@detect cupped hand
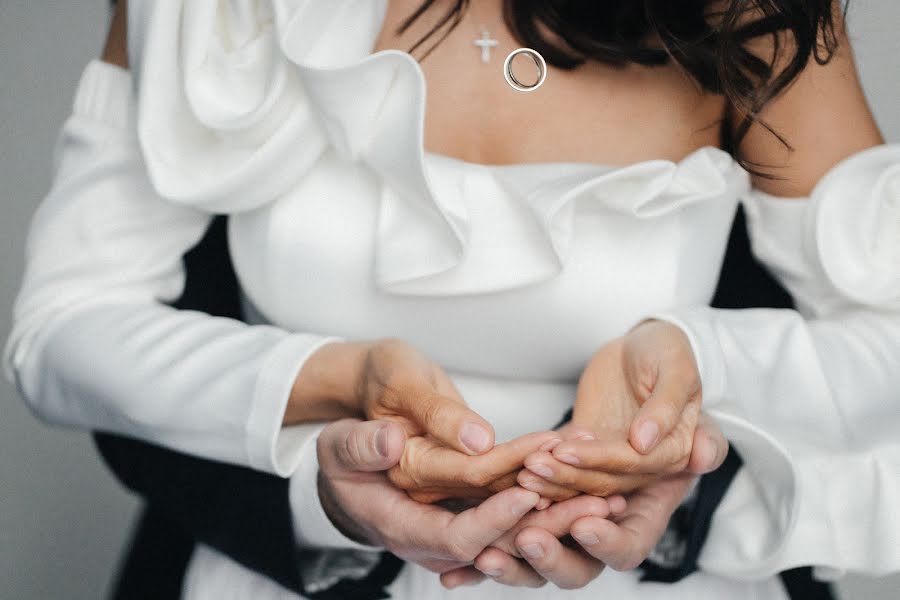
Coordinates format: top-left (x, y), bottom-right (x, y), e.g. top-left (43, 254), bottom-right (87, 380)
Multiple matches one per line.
top-left (356, 338), bottom-right (564, 503)
top-left (316, 418), bottom-right (543, 574)
top-left (519, 320), bottom-right (727, 497)
top-left (358, 338), bottom-right (498, 455)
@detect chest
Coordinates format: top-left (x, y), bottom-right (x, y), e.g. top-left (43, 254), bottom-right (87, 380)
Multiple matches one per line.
top-left (372, 0), bottom-right (726, 167)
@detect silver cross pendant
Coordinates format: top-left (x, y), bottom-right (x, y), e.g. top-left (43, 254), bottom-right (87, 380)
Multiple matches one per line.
top-left (473, 29), bottom-right (499, 64)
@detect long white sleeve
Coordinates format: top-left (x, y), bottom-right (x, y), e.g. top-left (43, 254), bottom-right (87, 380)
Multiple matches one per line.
top-left (654, 145), bottom-right (900, 579)
top-left (2, 60), bottom-right (338, 476)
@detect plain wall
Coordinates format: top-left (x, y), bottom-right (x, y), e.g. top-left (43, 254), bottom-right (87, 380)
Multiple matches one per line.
top-left (0, 1), bottom-right (898, 598)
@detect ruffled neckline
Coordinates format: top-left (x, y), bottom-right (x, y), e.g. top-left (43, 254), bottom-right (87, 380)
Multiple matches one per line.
top-left (133, 0), bottom-right (751, 295)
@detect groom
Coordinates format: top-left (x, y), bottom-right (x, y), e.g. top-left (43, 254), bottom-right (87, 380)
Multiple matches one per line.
top-left (94, 209), bottom-right (830, 599)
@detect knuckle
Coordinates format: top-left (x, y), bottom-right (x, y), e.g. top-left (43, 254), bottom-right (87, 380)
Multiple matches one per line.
top-left (387, 465), bottom-right (415, 490)
top-left (618, 453), bottom-right (642, 474)
top-left (586, 477), bottom-right (619, 498)
top-left (582, 496), bottom-right (609, 515)
top-left (348, 430), bottom-right (370, 465)
top-left (418, 394), bottom-right (445, 427)
top-left (462, 468), bottom-right (492, 488)
top-left (336, 430), bottom-right (363, 467)
top-left (552, 468), bottom-right (575, 488)
top-left (444, 538), bottom-right (476, 563)
top-left (398, 443), bottom-right (427, 488)
top-left (670, 453), bottom-right (691, 473)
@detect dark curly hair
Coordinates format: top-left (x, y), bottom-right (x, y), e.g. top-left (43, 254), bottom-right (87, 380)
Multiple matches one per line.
top-left (398, 0), bottom-right (847, 175)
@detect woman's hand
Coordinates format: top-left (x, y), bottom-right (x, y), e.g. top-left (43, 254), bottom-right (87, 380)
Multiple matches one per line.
top-left (289, 337), bottom-right (560, 501)
top-left (519, 320), bottom-right (726, 497)
top-left (287, 337), bottom-right (499, 453)
top-left (356, 338), bottom-right (497, 455)
top-left (387, 431), bottom-right (563, 504)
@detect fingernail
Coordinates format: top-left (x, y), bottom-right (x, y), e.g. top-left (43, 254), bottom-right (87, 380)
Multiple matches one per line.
top-left (482, 568), bottom-right (502, 577)
top-left (460, 422), bottom-right (492, 454)
top-left (577, 433), bottom-right (595, 441)
top-left (573, 531), bottom-right (599, 546)
top-left (539, 438), bottom-right (562, 452)
top-left (536, 498), bottom-right (552, 510)
top-left (526, 464), bottom-right (554, 479)
top-left (511, 491), bottom-right (539, 515)
top-left (375, 425), bottom-right (390, 458)
top-left (555, 453), bottom-right (580, 465)
top-left (520, 543), bottom-right (544, 559)
top-left (526, 464), bottom-right (553, 479)
top-left (520, 478), bottom-right (543, 493)
top-left (636, 421), bottom-right (659, 452)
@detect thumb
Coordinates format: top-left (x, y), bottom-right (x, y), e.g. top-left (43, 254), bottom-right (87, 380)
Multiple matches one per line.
top-left (687, 413), bottom-right (728, 475)
top-left (319, 419), bottom-right (406, 473)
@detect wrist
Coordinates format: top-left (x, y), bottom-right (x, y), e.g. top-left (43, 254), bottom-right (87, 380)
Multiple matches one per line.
top-left (284, 340), bottom-right (372, 425)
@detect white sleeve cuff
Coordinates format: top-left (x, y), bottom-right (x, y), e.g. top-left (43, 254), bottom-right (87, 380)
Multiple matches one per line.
top-left (289, 425), bottom-right (382, 551)
top-left (245, 334), bottom-right (344, 476)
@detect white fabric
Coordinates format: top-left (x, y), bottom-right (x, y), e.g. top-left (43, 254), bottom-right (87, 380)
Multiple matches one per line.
top-left (1, 59), bottom-right (338, 476)
top-left (2, 0), bottom-right (897, 598)
top-left (654, 152), bottom-right (900, 579)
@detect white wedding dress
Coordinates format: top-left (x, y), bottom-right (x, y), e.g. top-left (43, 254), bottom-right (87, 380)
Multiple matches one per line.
top-left (4, 1), bottom-right (899, 599)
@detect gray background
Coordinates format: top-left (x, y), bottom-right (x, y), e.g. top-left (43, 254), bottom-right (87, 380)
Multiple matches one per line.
top-left (0, 1), bottom-right (898, 598)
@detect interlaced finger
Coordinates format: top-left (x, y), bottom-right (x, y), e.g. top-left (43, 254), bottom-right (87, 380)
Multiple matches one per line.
top-left (515, 527), bottom-right (605, 589)
top-left (389, 431), bottom-right (560, 492)
top-left (474, 547), bottom-right (546, 588)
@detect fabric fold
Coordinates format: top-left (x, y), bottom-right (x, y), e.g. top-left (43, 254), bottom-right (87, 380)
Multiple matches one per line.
top-left (810, 144), bottom-right (900, 309)
top-left (133, 0), bottom-right (747, 296)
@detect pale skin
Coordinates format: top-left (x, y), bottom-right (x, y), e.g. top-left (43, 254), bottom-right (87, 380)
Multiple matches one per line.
top-left (102, 0), bottom-right (885, 591)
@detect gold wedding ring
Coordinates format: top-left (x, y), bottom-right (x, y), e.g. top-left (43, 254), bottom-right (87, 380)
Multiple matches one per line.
top-left (503, 48), bottom-right (547, 92)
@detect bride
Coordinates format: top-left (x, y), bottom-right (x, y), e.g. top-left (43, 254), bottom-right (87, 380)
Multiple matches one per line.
top-left (5, 0), bottom-right (899, 598)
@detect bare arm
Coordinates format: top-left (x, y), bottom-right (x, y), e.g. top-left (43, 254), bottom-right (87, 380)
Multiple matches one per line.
top-left (102, 0), bottom-right (128, 69)
top-left (739, 11), bottom-right (884, 196)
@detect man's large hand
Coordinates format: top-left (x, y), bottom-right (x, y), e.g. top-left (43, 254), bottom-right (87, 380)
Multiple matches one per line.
top-left (315, 418), bottom-right (542, 574)
top-left (441, 473), bottom-right (697, 589)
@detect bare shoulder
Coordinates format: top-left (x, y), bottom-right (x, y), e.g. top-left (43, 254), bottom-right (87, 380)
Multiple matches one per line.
top-left (738, 8), bottom-right (884, 196)
top-left (101, 0), bottom-right (129, 69)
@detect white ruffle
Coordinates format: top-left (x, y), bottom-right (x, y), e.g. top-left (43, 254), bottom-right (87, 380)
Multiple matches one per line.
top-left (131, 0), bottom-right (748, 295)
top-left (810, 144), bottom-right (900, 308)
top-left (742, 144), bottom-right (900, 314)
